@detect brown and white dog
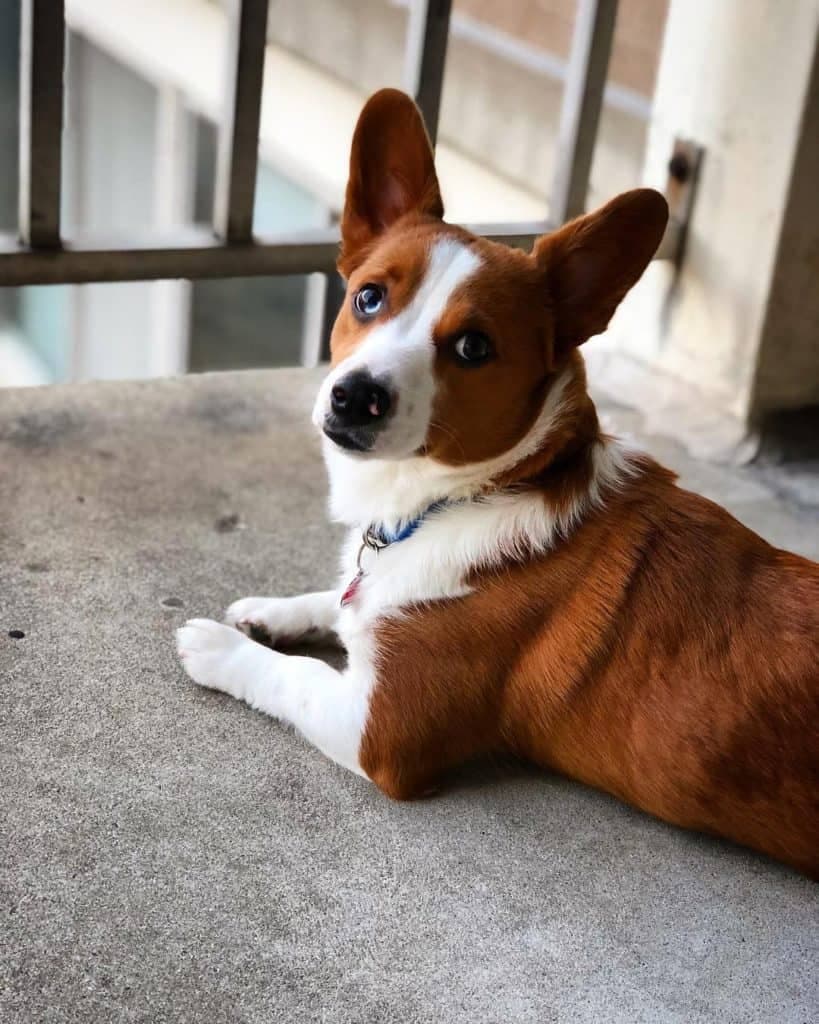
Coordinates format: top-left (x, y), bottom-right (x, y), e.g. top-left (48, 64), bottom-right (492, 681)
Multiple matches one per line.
top-left (177, 89), bottom-right (819, 877)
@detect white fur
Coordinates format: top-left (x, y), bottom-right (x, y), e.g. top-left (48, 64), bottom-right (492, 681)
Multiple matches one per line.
top-left (324, 363), bottom-right (574, 530)
top-left (225, 590), bottom-right (339, 643)
top-left (177, 255), bottom-right (642, 785)
top-left (176, 618), bottom-right (369, 777)
top-left (334, 431), bottom-right (638, 627)
top-left (312, 238), bottom-right (481, 458)
top-left (177, 438), bottom-right (638, 782)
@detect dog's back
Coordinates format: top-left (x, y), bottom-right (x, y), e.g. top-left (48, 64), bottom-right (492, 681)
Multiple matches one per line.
top-left (519, 464), bottom-right (818, 875)
top-left (366, 458), bottom-right (819, 875)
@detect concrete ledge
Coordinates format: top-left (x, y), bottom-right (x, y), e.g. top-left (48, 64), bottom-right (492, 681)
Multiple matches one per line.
top-left (1, 369), bottom-right (817, 1023)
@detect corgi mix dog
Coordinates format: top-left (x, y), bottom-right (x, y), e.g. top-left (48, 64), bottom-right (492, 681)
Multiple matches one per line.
top-left (177, 89), bottom-right (818, 877)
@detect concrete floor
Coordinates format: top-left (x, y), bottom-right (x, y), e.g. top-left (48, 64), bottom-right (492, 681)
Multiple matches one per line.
top-left (1, 368), bottom-right (817, 1024)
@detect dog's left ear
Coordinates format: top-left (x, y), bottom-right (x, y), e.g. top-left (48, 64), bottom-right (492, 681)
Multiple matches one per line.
top-left (534, 189), bottom-right (668, 362)
top-left (339, 88), bottom-right (444, 277)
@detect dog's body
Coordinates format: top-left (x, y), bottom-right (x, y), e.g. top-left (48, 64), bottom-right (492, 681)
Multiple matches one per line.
top-left (178, 90), bottom-right (818, 877)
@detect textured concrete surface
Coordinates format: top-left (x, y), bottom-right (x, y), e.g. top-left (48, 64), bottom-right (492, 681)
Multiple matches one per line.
top-left (1, 368), bottom-right (817, 1024)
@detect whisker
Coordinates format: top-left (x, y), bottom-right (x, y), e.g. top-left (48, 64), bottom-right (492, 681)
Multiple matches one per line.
top-left (427, 417), bottom-right (467, 459)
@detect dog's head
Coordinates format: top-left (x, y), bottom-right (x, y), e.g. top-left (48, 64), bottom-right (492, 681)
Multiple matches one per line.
top-left (313, 89), bottom-right (667, 466)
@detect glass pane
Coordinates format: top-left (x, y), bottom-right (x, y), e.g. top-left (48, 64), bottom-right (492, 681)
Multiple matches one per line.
top-left (0, 1), bottom-right (19, 234)
top-left (17, 287), bottom-right (74, 381)
top-left (0, 1), bottom-right (21, 382)
top-left (588, 0), bottom-right (669, 211)
top-left (188, 117), bottom-right (328, 372)
top-left (188, 275), bottom-right (309, 372)
top-left (259, 0), bottom-right (549, 225)
top-left (440, 0), bottom-right (670, 221)
top-left (257, 0), bottom-right (409, 219)
top-left (0, 3), bottom-right (72, 386)
top-left (267, 0), bottom-right (408, 96)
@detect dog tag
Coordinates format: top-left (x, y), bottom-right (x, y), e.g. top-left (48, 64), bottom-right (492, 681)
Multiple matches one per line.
top-left (340, 570), bottom-right (364, 607)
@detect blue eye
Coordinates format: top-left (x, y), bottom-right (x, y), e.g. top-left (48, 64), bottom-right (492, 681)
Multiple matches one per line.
top-left (353, 284), bottom-right (385, 319)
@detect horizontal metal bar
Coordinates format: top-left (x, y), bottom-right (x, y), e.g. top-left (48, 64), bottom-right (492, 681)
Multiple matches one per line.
top-left (403, 0), bottom-right (453, 147)
top-left (18, 0), bottom-right (66, 248)
top-left (213, 0), bottom-right (269, 242)
top-left (0, 214), bottom-right (682, 287)
top-left (550, 0), bottom-right (618, 224)
top-left (0, 222), bottom-right (555, 286)
top-left (0, 227), bottom-right (338, 285)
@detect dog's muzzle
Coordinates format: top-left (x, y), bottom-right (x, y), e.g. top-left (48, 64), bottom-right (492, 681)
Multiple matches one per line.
top-left (321, 369), bottom-right (394, 452)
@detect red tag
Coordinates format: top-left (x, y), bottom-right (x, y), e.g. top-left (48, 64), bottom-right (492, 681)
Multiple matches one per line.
top-left (340, 570), bottom-right (364, 607)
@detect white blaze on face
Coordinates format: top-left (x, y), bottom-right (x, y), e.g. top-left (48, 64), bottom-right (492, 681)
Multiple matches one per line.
top-left (313, 238), bottom-right (482, 458)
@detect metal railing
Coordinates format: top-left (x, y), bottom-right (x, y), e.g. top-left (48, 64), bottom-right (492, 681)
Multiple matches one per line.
top-left (1, 0), bottom-right (679, 327)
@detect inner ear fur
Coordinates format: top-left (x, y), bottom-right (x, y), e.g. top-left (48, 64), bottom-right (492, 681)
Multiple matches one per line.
top-left (339, 88), bottom-right (444, 277)
top-left (535, 188), bottom-right (669, 360)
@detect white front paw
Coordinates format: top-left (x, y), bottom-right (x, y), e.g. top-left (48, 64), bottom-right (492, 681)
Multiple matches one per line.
top-left (225, 596), bottom-right (310, 645)
top-left (176, 617), bottom-right (251, 697)
top-left (225, 596), bottom-right (276, 633)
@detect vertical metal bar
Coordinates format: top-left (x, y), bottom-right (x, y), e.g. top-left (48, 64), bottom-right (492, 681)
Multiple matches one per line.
top-left (213, 0), bottom-right (269, 242)
top-left (403, 0), bottom-right (453, 147)
top-left (18, 0), bottom-right (65, 248)
top-left (549, 0), bottom-right (618, 224)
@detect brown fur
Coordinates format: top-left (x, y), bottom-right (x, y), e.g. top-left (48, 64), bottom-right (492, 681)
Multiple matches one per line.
top-left (360, 457), bottom-right (819, 877)
top-left (340, 89), bottom-right (819, 877)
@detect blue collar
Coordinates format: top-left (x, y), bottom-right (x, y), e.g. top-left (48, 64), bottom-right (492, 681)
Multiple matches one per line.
top-left (363, 498), bottom-right (457, 551)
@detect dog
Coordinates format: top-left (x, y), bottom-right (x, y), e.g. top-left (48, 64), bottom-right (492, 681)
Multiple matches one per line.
top-left (177, 88), bottom-right (818, 878)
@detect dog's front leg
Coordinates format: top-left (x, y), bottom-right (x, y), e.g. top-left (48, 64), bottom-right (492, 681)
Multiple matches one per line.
top-left (176, 618), bottom-right (369, 777)
top-left (224, 590), bottom-right (340, 647)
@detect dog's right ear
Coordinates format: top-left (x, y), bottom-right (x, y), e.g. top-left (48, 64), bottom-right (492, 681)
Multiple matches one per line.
top-left (339, 88), bottom-right (444, 277)
top-left (533, 189), bottom-right (668, 363)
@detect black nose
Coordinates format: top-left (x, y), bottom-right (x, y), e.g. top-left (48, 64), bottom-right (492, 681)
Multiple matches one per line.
top-left (330, 371), bottom-right (392, 427)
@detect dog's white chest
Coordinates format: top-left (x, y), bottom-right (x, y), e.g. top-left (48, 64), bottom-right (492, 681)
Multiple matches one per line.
top-left (335, 522), bottom-right (469, 643)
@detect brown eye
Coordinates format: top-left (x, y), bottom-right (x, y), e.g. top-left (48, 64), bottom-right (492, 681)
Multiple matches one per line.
top-left (453, 331), bottom-right (493, 366)
top-left (353, 284), bottom-right (385, 319)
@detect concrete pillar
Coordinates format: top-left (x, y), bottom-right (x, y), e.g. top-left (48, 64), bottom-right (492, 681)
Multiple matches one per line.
top-left (752, 40), bottom-right (819, 415)
top-left (588, 0), bottom-right (819, 458)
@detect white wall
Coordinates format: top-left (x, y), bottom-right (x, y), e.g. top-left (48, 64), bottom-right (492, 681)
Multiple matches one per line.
top-left (598, 0), bottom-right (819, 449)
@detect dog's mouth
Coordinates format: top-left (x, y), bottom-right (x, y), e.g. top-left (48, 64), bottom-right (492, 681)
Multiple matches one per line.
top-left (320, 405), bottom-right (432, 459)
top-left (322, 425), bottom-right (375, 453)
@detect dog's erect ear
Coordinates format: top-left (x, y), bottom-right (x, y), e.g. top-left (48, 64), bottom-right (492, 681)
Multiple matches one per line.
top-left (534, 189), bottom-right (668, 362)
top-left (339, 88), bottom-right (444, 276)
